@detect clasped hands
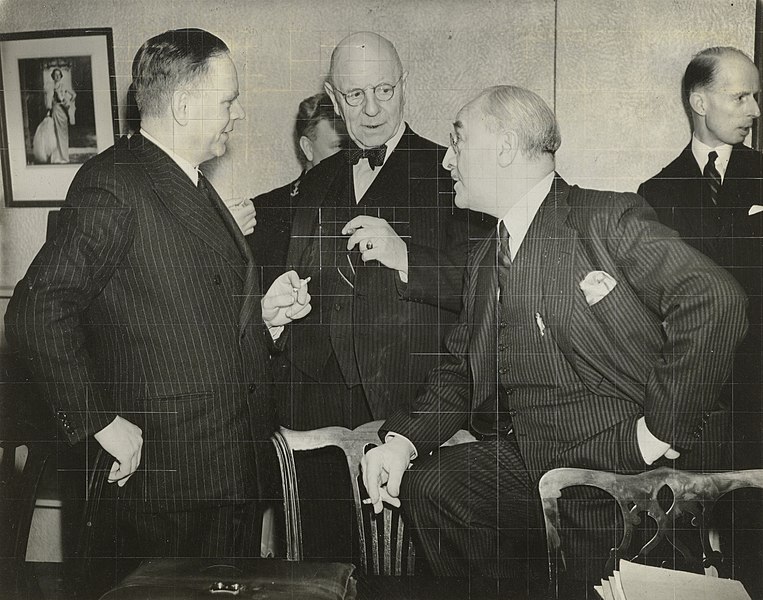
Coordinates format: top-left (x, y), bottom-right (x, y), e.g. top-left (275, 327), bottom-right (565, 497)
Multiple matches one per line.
top-left (342, 216), bottom-right (408, 278)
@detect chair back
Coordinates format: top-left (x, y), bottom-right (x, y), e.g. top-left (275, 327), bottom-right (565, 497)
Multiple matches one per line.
top-left (272, 420), bottom-right (475, 576)
top-left (538, 467), bottom-right (763, 582)
top-left (0, 432), bottom-right (52, 598)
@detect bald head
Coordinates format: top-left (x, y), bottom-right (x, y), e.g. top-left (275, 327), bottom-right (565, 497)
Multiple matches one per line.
top-left (325, 31), bottom-right (407, 148)
top-left (329, 32), bottom-right (403, 85)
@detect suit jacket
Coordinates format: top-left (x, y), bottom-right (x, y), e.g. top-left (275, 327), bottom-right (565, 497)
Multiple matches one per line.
top-left (5, 134), bottom-right (276, 512)
top-left (248, 176), bottom-right (301, 292)
top-left (286, 125), bottom-right (492, 419)
top-left (384, 177), bottom-right (747, 474)
top-left (638, 143), bottom-right (763, 338)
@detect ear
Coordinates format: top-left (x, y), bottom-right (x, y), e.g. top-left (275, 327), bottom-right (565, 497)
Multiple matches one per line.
top-left (172, 89), bottom-right (191, 126)
top-left (299, 135), bottom-right (314, 164)
top-left (689, 91), bottom-right (706, 116)
top-left (497, 130), bottom-right (519, 168)
top-left (324, 81), bottom-right (342, 117)
top-left (399, 71), bottom-right (409, 106)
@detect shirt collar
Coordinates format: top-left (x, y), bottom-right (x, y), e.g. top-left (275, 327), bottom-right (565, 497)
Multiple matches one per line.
top-left (498, 171), bottom-right (555, 260)
top-left (691, 134), bottom-right (733, 180)
top-left (140, 128), bottom-right (200, 185)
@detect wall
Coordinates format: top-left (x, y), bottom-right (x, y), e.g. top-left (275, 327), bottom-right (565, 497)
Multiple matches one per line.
top-left (0, 0), bottom-right (555, 299)
top-left (555, 0), bottom-right (756, 191)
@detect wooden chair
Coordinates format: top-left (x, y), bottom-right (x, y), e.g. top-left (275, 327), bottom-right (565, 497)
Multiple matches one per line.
top-left (0, 423), bottom-right (54, 599)
top-left (538, 467), bottom-right (763, 588)
top-left (271, 420), bottom-right (476, 576)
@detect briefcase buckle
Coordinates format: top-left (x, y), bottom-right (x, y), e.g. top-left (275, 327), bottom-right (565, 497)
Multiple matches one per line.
top-left (210, 581), bottom-right (243, 595)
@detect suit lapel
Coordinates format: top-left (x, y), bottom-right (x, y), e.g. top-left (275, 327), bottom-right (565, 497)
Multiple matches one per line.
top-left (540, 177), bottom-right (578, 361)
top-left (127, 135), bottom-right (244, 277)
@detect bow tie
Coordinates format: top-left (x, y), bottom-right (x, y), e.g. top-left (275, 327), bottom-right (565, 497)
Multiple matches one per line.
top-left (347, 145), bottom-right (387, 170)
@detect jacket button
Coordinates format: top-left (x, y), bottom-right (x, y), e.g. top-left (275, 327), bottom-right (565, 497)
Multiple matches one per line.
top-left (248, 384), bottom-right (256, 394)
top-left (498, 367), bottom-right (508, 374)
top-left (213, 274), bottom-right (222, 285)
top-left (334, 303), bottom-right (342, 311)
top-left (508, 409), bottom-right (518, 417)
top-left (506, 388), bottom-right (516, 396)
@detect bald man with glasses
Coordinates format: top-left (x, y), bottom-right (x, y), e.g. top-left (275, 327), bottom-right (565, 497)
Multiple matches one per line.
top-left (284, 31), bottom-right (489, 432)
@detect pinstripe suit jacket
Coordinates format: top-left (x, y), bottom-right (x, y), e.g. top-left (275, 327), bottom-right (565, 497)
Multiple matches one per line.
top-left (5, 135), bottom-right (276, 512)
top-left (286, 125), bottom-right (491, 419)
top-left (383, 177), bottom-right (748, 474)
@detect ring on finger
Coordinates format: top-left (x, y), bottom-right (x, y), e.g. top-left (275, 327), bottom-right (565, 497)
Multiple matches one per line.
top-left (366, 240), bottom-right (374, 250)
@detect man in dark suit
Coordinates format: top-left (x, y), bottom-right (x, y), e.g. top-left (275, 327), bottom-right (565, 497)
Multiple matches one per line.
top-left (284, 31), bottom-right (488, 430)
top-left (361, 85), bottom-right (747, 585)
top-left (4, 29), bottom-right (311, 560)
top-left (638, 46), bottom-right (763, 593)
top-left (250, 91), bottom-right (346, 292)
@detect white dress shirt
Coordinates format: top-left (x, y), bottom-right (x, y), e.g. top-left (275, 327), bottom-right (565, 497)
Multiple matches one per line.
top-left (691, 135), bottom-right (733, 182)
top-left (353, 121), bottom-right (406, 202)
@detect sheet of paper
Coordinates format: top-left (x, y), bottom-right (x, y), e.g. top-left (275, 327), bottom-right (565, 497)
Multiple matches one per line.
top-left (617, 559), bottom-right (752, 600)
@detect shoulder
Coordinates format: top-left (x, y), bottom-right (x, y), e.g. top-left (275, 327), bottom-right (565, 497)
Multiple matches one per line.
top-left (252, 179), bottom-right (297, 208)
top-left (566, 185), bottom-right (656, 235)
top-left (68, 137), bottom-right (143, 195)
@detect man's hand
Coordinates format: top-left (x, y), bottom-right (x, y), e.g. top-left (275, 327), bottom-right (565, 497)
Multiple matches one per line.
top-left (93, 416), bottom-right (143, 487)
top-left (343, 216), bottom-right (408, 276)
top-left (261, 270), bottom-right (312, 328)
top-left (360, 436), bottom-right (414, 514)
top-left (226, 198), bottom-right (257, 236)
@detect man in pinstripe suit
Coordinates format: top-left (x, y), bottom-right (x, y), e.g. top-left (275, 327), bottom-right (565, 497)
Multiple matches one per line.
top-left (5, 29), bottom-right (311, 560)
top-left (362, 86), bottom-right (748, 585)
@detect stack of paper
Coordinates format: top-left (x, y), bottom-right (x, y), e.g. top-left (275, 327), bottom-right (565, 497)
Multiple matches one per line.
top-left (593, 559), bottom-right (751, 600)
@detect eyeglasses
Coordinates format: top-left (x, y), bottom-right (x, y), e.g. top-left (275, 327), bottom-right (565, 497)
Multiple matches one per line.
top-left (333, 75), bottom-right (404, 107)
top-left (449, 132), bottom-right (462, 155)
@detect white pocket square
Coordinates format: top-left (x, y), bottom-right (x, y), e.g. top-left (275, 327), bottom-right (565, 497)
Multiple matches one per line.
top-left (579, 271), bottom-right (618, 307)
top-left (749, 205), bottom-right (763, 216)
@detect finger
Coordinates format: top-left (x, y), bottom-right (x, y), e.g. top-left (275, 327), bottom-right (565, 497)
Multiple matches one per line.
top-left (107, 460), bottom-right (121, 484)
top-left (343, 215), bottom-right (376, 234)
top-left (295, 283), bottom-right (309, 305)
top-left (281, 270), bottom-right (301, 289)
top-left (346, 230), bottom-right (365, 251)
top-left (378, 486), bottom-right (402, 509)
top-left (286, 301), bottom-right (312, 320)
top-left (360, 247), bottom-right (381, 263)
top-left (362, 453), bottom-right (382, 508)
top-left (262, 293), bottom-right (296, 310)
top-left (385, 462), bottom-right (405, 498)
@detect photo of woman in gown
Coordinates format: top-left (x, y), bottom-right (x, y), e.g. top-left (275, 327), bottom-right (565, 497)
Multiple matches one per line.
top-left (45, 68), bottom-right (76, 163)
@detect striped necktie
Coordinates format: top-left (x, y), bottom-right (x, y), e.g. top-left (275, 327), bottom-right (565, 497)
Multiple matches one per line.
top-left (703, 150), bottom-right (722, 206)
top-left (497, 221), bottom-right (511, 303)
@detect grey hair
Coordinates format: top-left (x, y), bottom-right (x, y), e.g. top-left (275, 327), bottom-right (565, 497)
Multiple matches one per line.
top-left (475, 85), bottom-right (561, 157)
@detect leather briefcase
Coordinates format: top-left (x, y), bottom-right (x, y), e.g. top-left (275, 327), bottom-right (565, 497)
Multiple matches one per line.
top-left (98, 558), bottom-right (357, 599)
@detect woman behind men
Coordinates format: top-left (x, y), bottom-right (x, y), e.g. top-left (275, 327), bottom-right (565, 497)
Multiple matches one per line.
top-left (45, 67), bottom-right (76, 163)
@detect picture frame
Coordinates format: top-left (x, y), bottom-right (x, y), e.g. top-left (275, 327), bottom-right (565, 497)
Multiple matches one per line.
top-left (0, 28), bottom-right (118, 207)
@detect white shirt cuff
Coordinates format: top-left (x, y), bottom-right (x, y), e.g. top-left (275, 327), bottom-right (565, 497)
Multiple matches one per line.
top-left (384, 432), bottom-right (417, 461)
top-left (637, 416), bottom-right (680, 464)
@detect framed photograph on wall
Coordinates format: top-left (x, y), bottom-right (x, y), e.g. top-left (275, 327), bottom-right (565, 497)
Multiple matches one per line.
top-left (0, 28), bottom-right (118, 207)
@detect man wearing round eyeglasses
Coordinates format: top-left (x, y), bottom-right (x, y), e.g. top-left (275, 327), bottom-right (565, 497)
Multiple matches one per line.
top-left (282, 31), bottom-right (489, 561)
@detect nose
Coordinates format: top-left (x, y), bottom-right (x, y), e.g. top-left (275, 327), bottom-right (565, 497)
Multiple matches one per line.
top-left (232, 98), bottom-right (246, 121)
top-left (362, 89), bottom-right (380, 117)
top-left (750, 96), bottom-right (761, 119)
top-left (443, 146), bottom-right (456, 171)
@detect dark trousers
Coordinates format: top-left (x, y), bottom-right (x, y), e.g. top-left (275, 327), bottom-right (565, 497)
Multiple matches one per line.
top-left (399, 436), bottom-right (547, 582)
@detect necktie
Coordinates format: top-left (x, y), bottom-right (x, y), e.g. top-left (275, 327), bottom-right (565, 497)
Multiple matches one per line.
top-left (346, 144), bottom-right (387, 170)
top-left (497, 221), bottom-right (512, 267)
top-left (703, 150), bottom-right (722, 206)
top-left (198, 171), bottom-right (259, 332)
top-left (497, 221), bottom-right (511, 303)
